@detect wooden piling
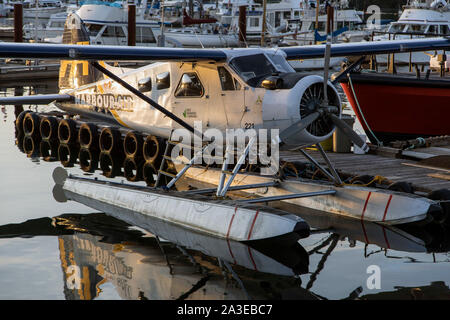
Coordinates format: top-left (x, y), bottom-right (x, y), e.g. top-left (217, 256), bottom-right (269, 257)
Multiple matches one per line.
top-left (14, 4), bottom-right (23, 43)
top-left (326, 6), bottom-right (334, 36)
top-left (128, 4), bottom-right (136, 46)
top-left (238, 6), bottom-right (247, 46)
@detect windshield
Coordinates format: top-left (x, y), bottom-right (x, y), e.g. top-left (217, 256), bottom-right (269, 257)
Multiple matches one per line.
top-left (388, 23), bottom-right (406, 33)
top-left (268, 54), bottom-right (294, 73)
top-left (405, 24), bottom-right (427, 33)
top-left (229, 53), bottom-right (277, 86)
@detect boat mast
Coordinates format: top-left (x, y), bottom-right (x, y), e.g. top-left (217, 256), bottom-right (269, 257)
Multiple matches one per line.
top-left (314, 0), bottom-right (320, 44)
top-left (261, 0), bottom-right (267, 47)
top-left (34, 0), bottom-right (38, 43)
top-left (160, 0), bottom-right (165, 46)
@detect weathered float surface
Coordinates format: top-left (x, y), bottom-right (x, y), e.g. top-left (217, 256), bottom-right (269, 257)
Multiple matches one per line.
top-left (57, 171), bottom-right (310, 243)
top-left (183, 167), bottom-right (441, 225)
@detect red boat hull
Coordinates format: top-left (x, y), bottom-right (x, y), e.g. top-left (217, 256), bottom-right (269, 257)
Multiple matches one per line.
top-left (340, 73), bottom-right (450, 144)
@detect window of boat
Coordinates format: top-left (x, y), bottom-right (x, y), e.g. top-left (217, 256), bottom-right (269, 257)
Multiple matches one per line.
top-left (229, 53), bottom-right (277, 86)
top-left (442, 25), bottom-right (450, 35)
top-left (407, 24), bottom-right (427, 33)
top-left (249, 17), bottom-right (259, 27)
top-left (137, 27), bottom-right (156, 43)
top-left (310, 22), bottom-right (325, 31)
top-left (103, 26), bottom-right (125, 38)
top-left (218, 66), bottom-right (237, 90)
top-left (427, 25), bottom-right (438, 34)
top-left (283, 12), bottom-right (291, 19)
top-left (86, 24), bottom-right (103, 37)
top-left (388, 23), bottom-right (405, 33)
top-left (175, 73), bottom-right (204, 97)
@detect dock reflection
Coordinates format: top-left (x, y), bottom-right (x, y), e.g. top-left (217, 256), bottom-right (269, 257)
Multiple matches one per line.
top-left (0, 213), bottom-right (312, 300)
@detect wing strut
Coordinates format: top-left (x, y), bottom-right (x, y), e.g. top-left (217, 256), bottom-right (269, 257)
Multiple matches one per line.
top-left (90, 61), bottom-right (202, 139)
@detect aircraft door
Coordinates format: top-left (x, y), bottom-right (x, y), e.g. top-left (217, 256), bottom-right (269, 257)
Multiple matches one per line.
top-left (216, 66), bottom-right (246, 130)
top-left (192, 64), bottom-right (229, 131)
top-left (170, 67), bottom-right (209, 130)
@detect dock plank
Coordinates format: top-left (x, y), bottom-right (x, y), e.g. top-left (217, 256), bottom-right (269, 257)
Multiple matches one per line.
top-left (281, 149), bottom-right (450, 192)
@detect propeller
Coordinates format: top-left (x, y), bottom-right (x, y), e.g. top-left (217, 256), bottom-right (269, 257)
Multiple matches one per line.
top-left (278, 100), bottom-right (369, 152)
top-left (279, 112), bottom-right (320, 146)
top-left (328, 113), bottom-right (369, 152)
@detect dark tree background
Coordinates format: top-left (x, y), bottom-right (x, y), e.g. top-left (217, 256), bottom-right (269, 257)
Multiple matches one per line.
top-left (349, 0), bottom-right (408, 18)
top-left (258, 1), bottom-right (409, 20)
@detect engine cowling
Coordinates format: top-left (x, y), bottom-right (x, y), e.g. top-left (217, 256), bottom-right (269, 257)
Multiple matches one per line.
top-left (262, 74), bottom-right (342, 149)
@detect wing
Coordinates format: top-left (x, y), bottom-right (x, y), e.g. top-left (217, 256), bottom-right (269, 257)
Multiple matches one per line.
top-left (281, 37), bottom-right (450, 60)
top-left (0, 94), bottom-right (73, 105)
top-left (0, 42), bottom-right (227, 61)
top-left (0, 37), bottom-right (449, 61)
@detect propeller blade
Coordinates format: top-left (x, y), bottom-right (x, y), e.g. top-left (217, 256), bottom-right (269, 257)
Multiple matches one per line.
top-left (279, 112), bottom-right (320, 145)
top-left (329, 114), bottom-right (369, 152)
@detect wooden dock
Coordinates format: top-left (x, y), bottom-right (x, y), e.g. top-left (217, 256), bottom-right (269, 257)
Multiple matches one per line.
top-left (281, 144), bottom-right (450, 193)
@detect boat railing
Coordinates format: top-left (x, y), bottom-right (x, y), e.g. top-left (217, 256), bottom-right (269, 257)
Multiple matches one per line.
top-left (370, 30), bottom-right (450, 39)
top-left (369, 30), bottom-right (449, 74)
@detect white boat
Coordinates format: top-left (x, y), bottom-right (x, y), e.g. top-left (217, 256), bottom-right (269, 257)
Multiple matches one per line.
top-left (24, 11), bottom-right (68, 42)
top-left (43, 1), bottom-right (161, 46)
top-left (372, 0), bottom-right (450, 65)
top-left (269, 0), bottom-right (367, 46)
top-left (0, 1), bottom-right (13, 17)
top-left (22, 0), bottom-right (66, 20)
top-left (164, 26), bottom-right (239, 47)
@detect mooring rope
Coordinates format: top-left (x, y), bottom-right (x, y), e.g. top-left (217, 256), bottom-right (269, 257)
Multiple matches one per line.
top-left (348, 74), bottom-right (383, 147)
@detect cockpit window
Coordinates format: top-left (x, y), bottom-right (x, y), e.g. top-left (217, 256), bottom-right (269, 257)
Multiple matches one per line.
top-left (218, 66), bottom-right (237, 90)
top-left (175, 73), bottom-right (204, 97)
top-left (229, 53), bottom-right (277, 86)
top-left (267, 54), bottom-right (294, 73)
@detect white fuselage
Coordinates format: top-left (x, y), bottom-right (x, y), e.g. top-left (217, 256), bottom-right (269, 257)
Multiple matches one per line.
top-left (56, 48), bottom-right (340, 148)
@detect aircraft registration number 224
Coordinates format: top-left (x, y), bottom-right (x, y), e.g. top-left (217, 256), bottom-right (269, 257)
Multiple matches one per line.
top-left (74, 93), bottom-right (135, 112)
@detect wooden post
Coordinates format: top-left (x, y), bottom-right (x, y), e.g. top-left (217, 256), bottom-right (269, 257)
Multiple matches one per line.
top-left (238, 5), bottom-right (247, 46)
top-left (128, 4), bottom-right (136, 46)
top-left (315, 0), bottom-right (319, 29)
top-left (326, 5), bottom-right (334, 36)
top-left (14, 4), bottom-right (23, 43)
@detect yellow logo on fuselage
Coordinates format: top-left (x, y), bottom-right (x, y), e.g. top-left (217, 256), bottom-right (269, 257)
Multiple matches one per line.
top-left (74, 93), bottom-right (134, 112)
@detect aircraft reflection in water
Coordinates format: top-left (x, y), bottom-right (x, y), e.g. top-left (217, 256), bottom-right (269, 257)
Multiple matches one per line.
top-left (0, 212), bottom-right (311, 300)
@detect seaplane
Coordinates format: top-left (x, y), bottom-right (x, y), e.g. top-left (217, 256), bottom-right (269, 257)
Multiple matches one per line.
top-left (3, 13), bottom-right (450, 243)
